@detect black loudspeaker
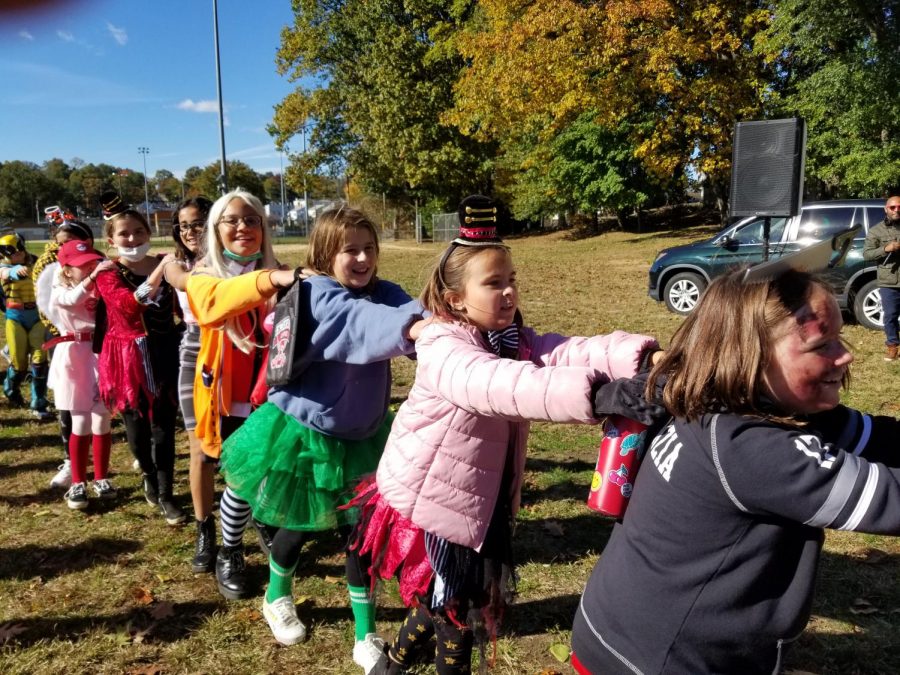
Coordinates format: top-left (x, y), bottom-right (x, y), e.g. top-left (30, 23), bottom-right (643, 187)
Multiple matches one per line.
top-left (729, 118), bottom-right (806, 218)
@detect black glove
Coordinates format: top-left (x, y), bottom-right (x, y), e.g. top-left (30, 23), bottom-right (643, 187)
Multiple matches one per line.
top-left (592, 372), bottom-right (668, 426)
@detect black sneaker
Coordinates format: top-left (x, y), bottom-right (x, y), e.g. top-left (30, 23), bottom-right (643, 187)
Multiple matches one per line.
top-left (158, 499), bottom-right (186, 526)
top-left (216, 545), bottom-right (248, 600)
top-left (142, 475), bottom-right (159, 506)
top-left (65, 482), bottom-right (89, 510)
top-left (251, 518), bottom-right (275, 557)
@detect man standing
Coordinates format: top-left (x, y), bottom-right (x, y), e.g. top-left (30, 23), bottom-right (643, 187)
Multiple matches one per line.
top-left (864, 196), bottom-right (900, 361)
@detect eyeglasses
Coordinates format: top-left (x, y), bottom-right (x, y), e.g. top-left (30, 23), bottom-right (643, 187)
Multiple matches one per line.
top-left (219, 215), bottom-right (263, 229)
top-left (888, 205), bottom-right (900, 212)
top-left (178, 221), bottom-right (206, 233)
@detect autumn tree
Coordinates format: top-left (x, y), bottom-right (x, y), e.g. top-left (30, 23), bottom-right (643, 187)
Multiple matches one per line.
top-left (450, 0), bottom-right (773, 219)
top-left (193, 161), bottom-right (264, 202)
top-left (270, 0), bottom-right (494, 209)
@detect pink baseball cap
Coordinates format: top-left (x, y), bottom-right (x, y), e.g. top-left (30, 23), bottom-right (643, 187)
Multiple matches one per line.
top-left (58, 240), bottom-right (105, 267)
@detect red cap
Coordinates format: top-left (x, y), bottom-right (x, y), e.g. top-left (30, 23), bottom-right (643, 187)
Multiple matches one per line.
top-left (58, 240), bottom-right (104, 268)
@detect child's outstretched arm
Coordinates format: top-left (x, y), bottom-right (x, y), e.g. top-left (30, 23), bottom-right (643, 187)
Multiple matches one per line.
top-left (525, 328), bottom-right (658, 381)
top-left (186, 269), bottom-right (295, 327)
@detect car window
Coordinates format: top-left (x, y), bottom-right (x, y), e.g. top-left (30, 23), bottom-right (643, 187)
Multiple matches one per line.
top-left (867, 207), bottom-right (886, 229)
top-left (730, 217), bottom-right (789, 245)
top-left (796, 208), bottom-right (856, 243)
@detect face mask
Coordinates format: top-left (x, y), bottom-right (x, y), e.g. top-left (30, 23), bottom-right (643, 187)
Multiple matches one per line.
top-left (117, 242), bottom-right (152, 262)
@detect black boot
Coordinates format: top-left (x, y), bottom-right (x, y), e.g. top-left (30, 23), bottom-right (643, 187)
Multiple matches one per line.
top-left (156, 469), bottom-right (185, 526)
top-left (251, 518), bottom-right (276, 558)
top-left (142, 473), bottom-right (159, 506)
top-left (216, 544), bottom-right (248, 600)
top-left (192, 516), bottom-right (216, 573)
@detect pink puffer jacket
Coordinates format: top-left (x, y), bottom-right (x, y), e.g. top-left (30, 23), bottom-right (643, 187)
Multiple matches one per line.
top-left (376, 321), bottom-right (657, 550)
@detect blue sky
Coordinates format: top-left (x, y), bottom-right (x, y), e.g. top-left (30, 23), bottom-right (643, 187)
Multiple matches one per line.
top-left (0, 0), bottom-right (311, 178)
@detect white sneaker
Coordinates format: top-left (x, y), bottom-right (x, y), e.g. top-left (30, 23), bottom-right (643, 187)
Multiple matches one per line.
top-left (353, 633), bottom-right (386, 673)
top-left (262, 596), bottom-right (307, 646)
top-left (50, 460), bottom-right (72, 489)
top-left (132, 458), bottom-right (141, 472)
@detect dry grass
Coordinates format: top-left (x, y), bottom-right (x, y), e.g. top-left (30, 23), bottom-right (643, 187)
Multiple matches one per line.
top-left (2, 227), bottom-right (900, 674)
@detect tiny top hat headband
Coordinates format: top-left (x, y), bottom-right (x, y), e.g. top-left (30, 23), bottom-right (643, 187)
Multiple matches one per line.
top-left (454, 194), bottom-right (503, 246)
top-left (100, 191), bottom-right (129, 220)
top-left (438, 195), bottom-right (508, 288)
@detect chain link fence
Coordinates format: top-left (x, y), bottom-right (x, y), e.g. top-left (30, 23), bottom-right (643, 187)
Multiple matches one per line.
top-left (431, 212), bottom-right (458, 242)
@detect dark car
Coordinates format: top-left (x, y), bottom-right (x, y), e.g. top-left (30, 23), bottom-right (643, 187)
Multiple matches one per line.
top-left (648, 199), bottom-right (888, 329)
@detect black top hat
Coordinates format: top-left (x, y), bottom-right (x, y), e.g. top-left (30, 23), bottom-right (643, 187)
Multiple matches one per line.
top-left (455, 195), bottom-right (503, 245)
top-left (100, 191), bottom-right (129, 220)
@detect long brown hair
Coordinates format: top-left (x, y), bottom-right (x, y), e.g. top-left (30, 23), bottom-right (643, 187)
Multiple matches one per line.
top-left (647, 268), bottom-right (850, 423)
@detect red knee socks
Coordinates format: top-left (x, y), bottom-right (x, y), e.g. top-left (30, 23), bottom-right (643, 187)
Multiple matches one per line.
top-left (92, 433), bottom-right (111, 480)
top-left (68, 434), bottom-right (91, 484)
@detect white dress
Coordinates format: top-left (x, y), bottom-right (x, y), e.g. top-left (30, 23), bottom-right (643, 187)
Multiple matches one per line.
top-left (47, 280), bottom-right (108, 414)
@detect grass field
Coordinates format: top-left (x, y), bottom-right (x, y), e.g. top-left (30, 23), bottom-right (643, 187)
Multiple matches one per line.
top-left (2, 225), bottom-right (900, 674)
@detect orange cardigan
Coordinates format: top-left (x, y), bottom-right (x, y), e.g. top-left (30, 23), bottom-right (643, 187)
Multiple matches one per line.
top-left (187, 269), bottom-right (279, 458)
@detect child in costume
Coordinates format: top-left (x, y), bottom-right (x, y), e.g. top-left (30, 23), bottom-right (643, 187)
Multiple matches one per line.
top-left (572, 260), bottom-right (900, 674)
top-left (174, 189), bottom-right (293, 594)
top-left (0, 231), bottom-right (52, 419)
top-left (93, 192), bottom-right (185, 526)
top-left (356, 196), bottom-right (657, 675)
top-left (162, 196), bottom-right (217, 572)
top-left (48, 240), bottom-right (116, 509)
top-left (33, 209), bottom-right (96, 490)
top-left (219, 206), bottom-right (428, 662)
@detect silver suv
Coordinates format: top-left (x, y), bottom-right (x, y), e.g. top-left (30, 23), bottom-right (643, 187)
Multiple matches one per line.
top-left (648, 199), bottom-right (888, 329)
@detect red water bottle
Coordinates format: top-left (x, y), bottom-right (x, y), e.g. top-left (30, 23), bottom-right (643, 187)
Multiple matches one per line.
top-left (586, 415), bottom-right (648, 518)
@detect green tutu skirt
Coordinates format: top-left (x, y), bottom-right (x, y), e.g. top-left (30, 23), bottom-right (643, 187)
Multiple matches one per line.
top-left (220, 402), bottom-right (392, 530)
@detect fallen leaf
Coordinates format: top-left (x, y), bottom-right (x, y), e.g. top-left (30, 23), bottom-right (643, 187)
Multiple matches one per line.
top-left (849, 598), bottom-right (879, 615)
top-left (549, 643), bottom-right (570, 662)
top-left (543, 521), bottom-right (565, 537)
top-left (149, 601), bottom-right (174, 620)
top-left (34, 510), bottom-right (52, 517)
top-left (155, 574), bottom-right (172, 583)
top-left (540, 669), bottom-right (564, 675)
top-left (236, 607), bottom-right (262, 622)
top-left (132, 587), bottom-right (154, 605)
top-left (324, 575), bottom-right (342, 584)
top-left (294, 595), bottom-right (311, 606)
top-left (0, 623), bottom-right (27, 644)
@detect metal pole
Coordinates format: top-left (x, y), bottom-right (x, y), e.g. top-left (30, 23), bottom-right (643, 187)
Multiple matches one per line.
top-left (138, 147), bottom-right (150, 219)
top-left (213, 0), bottom-right (228, 194)
top-left (301, 125), bottom-right (309, 235)
top-left (279, 148), bottom-right (287, 231)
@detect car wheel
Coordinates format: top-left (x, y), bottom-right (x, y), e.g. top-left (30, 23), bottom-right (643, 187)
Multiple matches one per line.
top-left (853, 280), bottom-right (883, 330)
top-left (663, 272), bottom-right (706, 315)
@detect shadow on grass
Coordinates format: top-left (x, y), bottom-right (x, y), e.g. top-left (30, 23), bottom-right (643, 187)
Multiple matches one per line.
top-left (2, 600), bottom-right (220, 648)
top-left (0, 432), bottom-right (64, 452)
top-left (505, 594), bottom-right (581, 636)
top-left (515, 514), bottom-right (615, 564)
top-left (0, 536), bottom-right (143, 580)
top-left (0, 457), bottom-right (62, 478)
top-left (0, 485), bottom-right (70, 507)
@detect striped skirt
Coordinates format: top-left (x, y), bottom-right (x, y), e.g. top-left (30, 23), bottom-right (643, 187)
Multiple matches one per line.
top-left (178, 323), bottom-right (201, 431)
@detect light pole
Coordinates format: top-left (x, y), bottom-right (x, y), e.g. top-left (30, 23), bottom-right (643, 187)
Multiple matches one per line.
top-left (279, 145), bottom-right (287, 231)
top-left (138, 147), bottom-right (150, 217)
top-left (213, 0), bottom-right (228, 194)
top-left (301, 125), bottom-right (309, 235)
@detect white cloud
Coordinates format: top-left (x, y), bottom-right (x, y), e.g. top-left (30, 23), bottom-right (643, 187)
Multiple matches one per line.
top-left (19, 30), bottom-right (34, 41)
top-left (176, 99), bottom-right (220, 114)
top-left (57, 30), bottom-right (75, 42)
top-left (106, 22), bottom-right (128, 46)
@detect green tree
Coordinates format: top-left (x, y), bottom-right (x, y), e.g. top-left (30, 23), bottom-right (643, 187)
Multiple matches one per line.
top-left (154, 169), bottom-right (183, 204)
top-left (758, 0), bottom-right (900, 196)
top-left (194, 161), bottom-right (264, 201)
top-left (0, 161), bottom-right (52, 221)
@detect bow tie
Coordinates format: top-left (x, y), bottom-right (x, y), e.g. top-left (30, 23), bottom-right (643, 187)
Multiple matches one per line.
top-left (486, 325), bottom-right (519, 358)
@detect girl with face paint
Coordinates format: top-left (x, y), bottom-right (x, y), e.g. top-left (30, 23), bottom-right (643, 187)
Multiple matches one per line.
top-left (92, 192), bottom-right (185, 527)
